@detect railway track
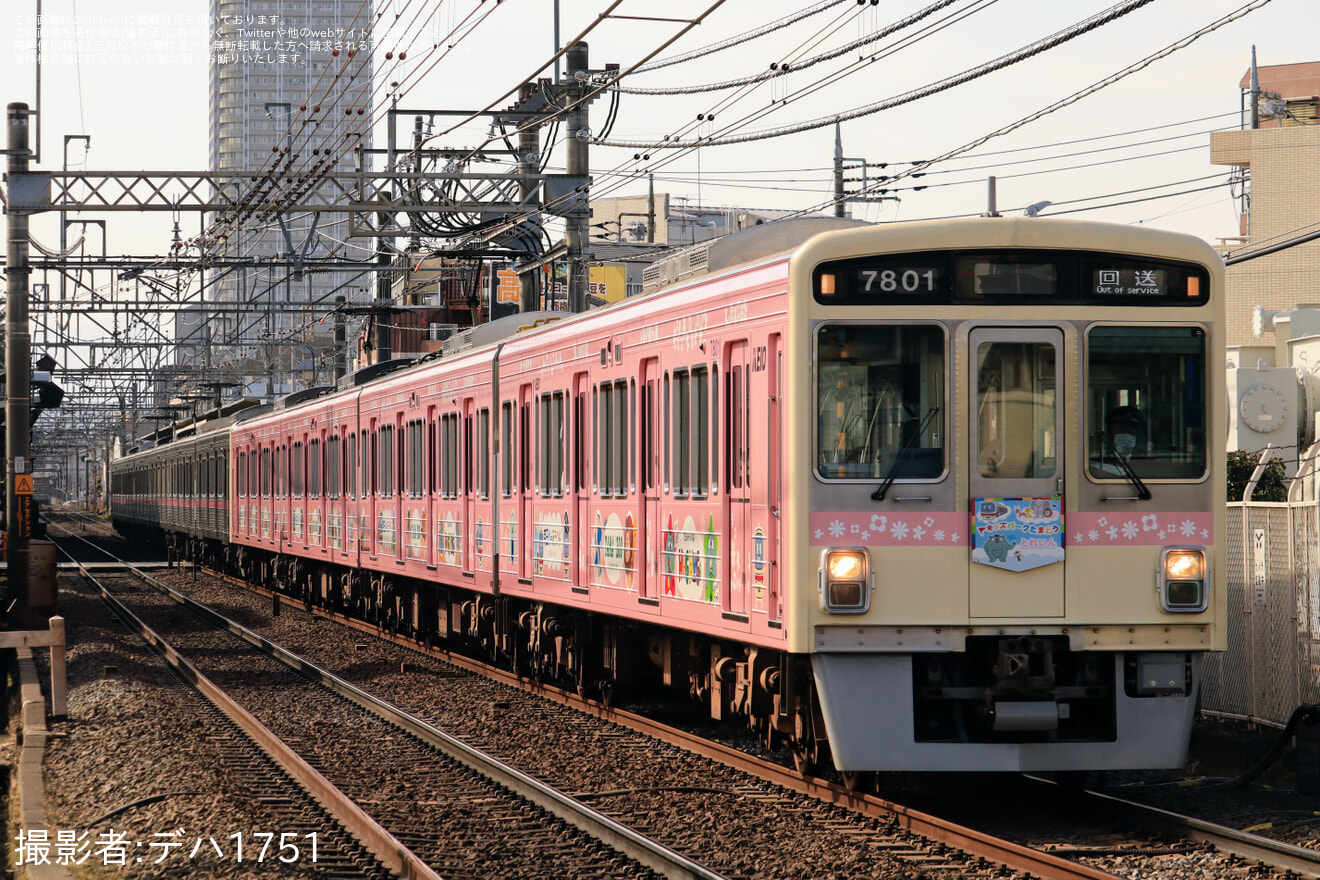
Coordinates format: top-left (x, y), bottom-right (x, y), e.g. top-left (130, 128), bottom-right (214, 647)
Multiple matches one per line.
top-left (54, 532), bottom-right (719, 880)
top-left (48, 522), bottom-right (1320, 879)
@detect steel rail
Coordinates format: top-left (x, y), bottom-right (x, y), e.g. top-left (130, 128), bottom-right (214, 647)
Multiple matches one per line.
top-left (1079, 788), bottom-right (1320, 879)
top-left (199, 567), bottom-right (1119, 880)
top-left (68, 559), bottom-right (442, 880)
top-left (52, 529), bottom-right (731, 880)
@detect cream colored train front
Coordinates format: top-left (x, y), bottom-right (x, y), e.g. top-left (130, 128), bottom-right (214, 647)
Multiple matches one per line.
top-left (786, 217), bottom-right (1224, 772)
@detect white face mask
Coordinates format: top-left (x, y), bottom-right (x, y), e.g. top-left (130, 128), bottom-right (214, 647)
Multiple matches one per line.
top-left (1113, 433), bottom-right (1137, 455)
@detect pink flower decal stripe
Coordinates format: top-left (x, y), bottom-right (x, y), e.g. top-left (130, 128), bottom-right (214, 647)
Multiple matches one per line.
top-left (1068, 512), bottom-right (1212, 546)
top-left (810, 512), bottom-right (969, 546)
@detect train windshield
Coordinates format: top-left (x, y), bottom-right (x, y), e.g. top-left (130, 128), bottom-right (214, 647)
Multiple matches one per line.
top-left (816, 324), bottom-right (945, 480)
top-left (1087, 326), bottom-right (1207, 480)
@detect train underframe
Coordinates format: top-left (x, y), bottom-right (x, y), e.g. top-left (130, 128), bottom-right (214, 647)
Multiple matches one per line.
top-left (161, 530), bottom-right (1196, 777)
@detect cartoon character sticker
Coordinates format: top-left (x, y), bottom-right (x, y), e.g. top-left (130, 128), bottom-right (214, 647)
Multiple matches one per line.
top-left (972, 497), bottom-right (1063, 572)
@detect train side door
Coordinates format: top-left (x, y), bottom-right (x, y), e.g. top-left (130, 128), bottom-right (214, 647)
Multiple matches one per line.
top-left (574, 373), bottom-right (590, 591)
top-left (724, 341), bottom-right (751, 618)
top-left (767, 337), bottom-right (782, 623)
top-left (967, 326), bottom-right (1065, 618)
top-left (463, 398), bottom-right (475, 572)
top-left (640, 358), bottom-right (660, 602)
top-left (519, 384), bottom-right (533, 581)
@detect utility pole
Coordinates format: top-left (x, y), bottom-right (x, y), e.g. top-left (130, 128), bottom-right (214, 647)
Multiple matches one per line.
top-left (833, 123), bottom-right (845, 219)
top-left (647, 174), bottom-right (656, 243)
top-left (6, 103), bottom-right (33, 611)
top-left (566, 41), bottom-right (590, 314)
top-left (518, 82), bottom-right (542, 313)
top-left (333, 295), bottom-right (347, 384)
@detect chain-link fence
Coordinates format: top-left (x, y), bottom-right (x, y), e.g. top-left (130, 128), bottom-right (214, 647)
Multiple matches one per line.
top-left (1204, 500), bottom-right (1320, 727)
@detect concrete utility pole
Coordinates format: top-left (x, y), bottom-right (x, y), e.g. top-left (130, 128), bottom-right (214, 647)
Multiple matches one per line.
top-left (833, 123), bottom-right (845, 219)
top-left (518, 82), bottom-right (542, 313)
top-left (566, 41), bottom-right (590, 314)
top-left (6, 103), bottom-right (33, 610)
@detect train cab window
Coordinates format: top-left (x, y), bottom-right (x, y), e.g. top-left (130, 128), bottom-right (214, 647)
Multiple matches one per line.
top-left (816, 324), bottom-right (945, 481)
top-left (1087, 326), bottom-right (1207, 481)
top-left (976, 338), bottom-right (1057, 479)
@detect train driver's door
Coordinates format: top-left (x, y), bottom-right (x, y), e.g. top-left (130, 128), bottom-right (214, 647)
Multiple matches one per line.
top-left (967, 326), bottom-right (1065, 618)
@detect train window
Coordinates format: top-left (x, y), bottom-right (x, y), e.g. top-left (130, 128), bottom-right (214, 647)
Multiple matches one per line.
top-left (440, 413), bottom-right (459, 498)
top-left (370, 429), bottom-right (379, 496)
top-left (379, 425), bottom-right (395, 498)
top-left (540, 391), bottom-right (565, 497)
top-left (328, 436), bottom-right (340, 498)
top-left (728, 366), bottom-right (743, 489)
top-left (708, 368), bottom-right (717, 496)
top-left (293, 441), bottom-right (305, 497)
top-left (816, 324), bottom-right (945, 481)
top-left (347, 432), bottom-right (357, 497)
top-left (478, 407), bottom-right (490, 499)
top-left (501, 402), bottom-right (514, 497)
top-left (406, 419), bottom-right (423, 498)
top-left (663, 373), bottom-right (671, 493)
top-left (238, 452), bottom-right (246, 497)
top-left (595, 381), bottom-right (628, 497)
top-left (309, 439), bottom-right (322, 498)
top-left (1087, 326), bottom-right (1207, 481)
top-left (261, 447), bottom-right (271, 497)
top-left (692, 366), bottom-right (709, 498)
top-left (672, 370), bottom-right (689, 497)
top-left (630, 380), bottom-right (637, 495)
top-left (428, 417), bottom-right (437, 495)
top-left (464, 413), bottom-right (473, 497)
top-left (976, 339), bottom-right (1057, 479)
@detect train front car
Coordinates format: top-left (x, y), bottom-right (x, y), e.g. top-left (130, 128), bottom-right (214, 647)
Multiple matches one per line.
top-left (788, 218), bottom-right (1224, 772)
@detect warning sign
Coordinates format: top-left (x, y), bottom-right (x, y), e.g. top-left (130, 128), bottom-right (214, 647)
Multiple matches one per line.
top-left (14, 474), bottom-right (33, 495)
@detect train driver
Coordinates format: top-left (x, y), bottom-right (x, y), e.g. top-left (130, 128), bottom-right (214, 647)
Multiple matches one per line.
top-left (1092, 405), bottom-right (1141, 476)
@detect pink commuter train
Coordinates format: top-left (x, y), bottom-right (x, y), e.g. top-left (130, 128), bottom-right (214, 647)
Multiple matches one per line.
top-left (112, 216), bottom-right (1225, 775)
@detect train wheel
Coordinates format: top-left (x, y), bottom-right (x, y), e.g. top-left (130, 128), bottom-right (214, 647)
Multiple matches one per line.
top-left (792, 746), bottom-right (816, 777)
top-left (598, 677), bottom-right (616, 709)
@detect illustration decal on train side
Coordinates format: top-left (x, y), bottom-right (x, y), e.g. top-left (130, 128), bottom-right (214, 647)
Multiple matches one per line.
top-left (533, 512), bottom-right (570, 578)
top-left (310, 509), bottom-right (322, 545)
top-left (261, 508), bottom-right (271, 539)
top-left (292, 507), bottom-right (304, 541)
top-left (406, 509), bottom-right (426, 561)
top-left (378, 508), bottom-right (397, 555)
top-left (624, 514), bottom-right (636, 590)
top-left (474, 517), bottom-right (485, 569)
top-left (438, 513), bottom-right (460, 566)
top-left (504, 512), bottom-right (517, 562)
top-left (972, 498), bottom-right (1064, 572)
top-left (329, 511), bottom-right (342, 550)
top-left (593, 512), bottom-right (635, 589)
top-left (663, 514), bottom-right (720, 602)
top-left (238, 505), bottom-right (247, 532)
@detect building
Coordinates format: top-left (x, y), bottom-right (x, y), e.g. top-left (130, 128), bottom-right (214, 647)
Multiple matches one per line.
top-left (194, 0), bottom-right (374, 398)
top-left (1211, 58), bottom-right (1320, 347)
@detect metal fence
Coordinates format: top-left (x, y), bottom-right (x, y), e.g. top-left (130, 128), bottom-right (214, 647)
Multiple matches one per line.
top-left (1203, 501), bottom-right (1320, 728)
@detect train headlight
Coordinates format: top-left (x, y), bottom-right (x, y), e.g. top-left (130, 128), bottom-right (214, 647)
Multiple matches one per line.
top-left (1159, 547), bottom-right (1207, 613)
top-left (820, 547), bottom-right (871, 613)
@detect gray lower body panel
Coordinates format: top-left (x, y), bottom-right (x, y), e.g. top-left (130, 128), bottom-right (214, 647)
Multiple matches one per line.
top-left (813, 652), bottom-right (1199, 772)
